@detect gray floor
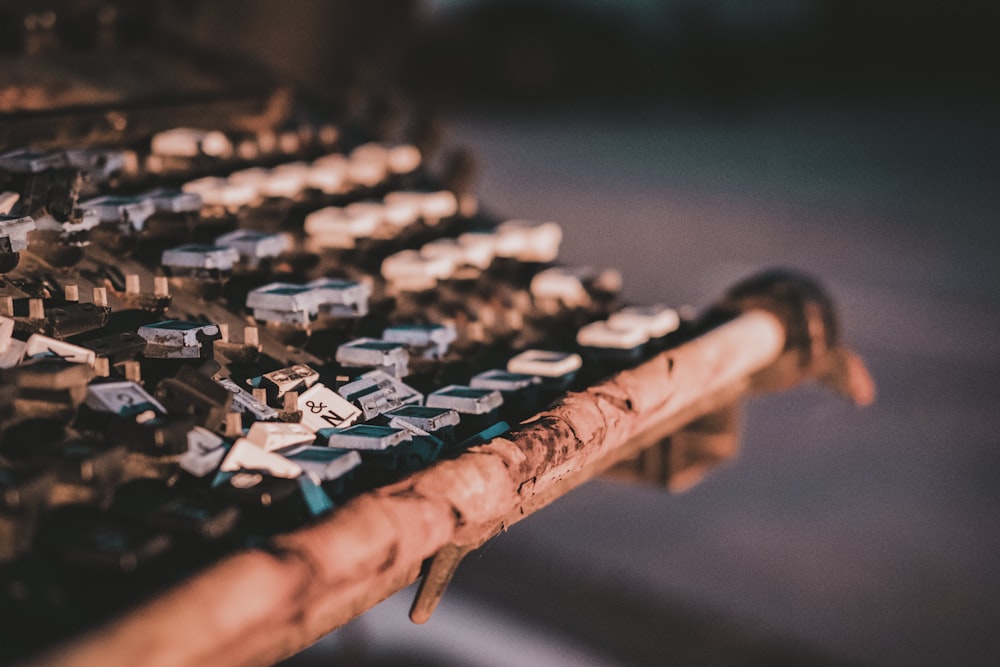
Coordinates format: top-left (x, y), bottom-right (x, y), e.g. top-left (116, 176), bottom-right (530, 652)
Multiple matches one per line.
top-left (290, 91), bottom-right (1000, 666)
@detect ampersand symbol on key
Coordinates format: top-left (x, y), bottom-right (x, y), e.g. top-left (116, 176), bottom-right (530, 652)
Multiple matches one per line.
top-left (305, 400), bottom-right (326, 414)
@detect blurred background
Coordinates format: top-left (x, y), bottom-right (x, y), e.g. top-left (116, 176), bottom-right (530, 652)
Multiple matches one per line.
top-left (129, 1), bottom-right (1000, 664)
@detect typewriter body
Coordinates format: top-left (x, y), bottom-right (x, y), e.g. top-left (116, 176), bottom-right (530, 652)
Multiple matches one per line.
top-left (0, 3), bottom-right (872, 665)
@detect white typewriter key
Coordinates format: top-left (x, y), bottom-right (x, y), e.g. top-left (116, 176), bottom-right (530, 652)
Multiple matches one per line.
top-left (507, 349), bottom-right (582, 378)
top-left (382, 250), bottom-right (456, 291)
top-left (182, 176), bottom-right (256, 208)
top-left (381, 192), bottom-right (423, 229)
top-left (387, 417), bottom-right (432, 438)
top-left (418, 190), bottom-right (458, 224)
top-left (0, 191), bottom-right (20, 214)
top-left (346, 158), bottom-right (386, 188)
top-left (246, 283), bottom-right (319, 320)
top-left (337, 369), bottom-right (423, 420)
top-left (347, 143), bottom-right (389, 187)
top-left (343, 202), bottom-right (388, 233)
top-left (78, 195), bottom-right (155, 229)
top-left (215, 230), bottom-right (290, 261)
top-left (86, 380), bottom-right (167, 416)
top-left (350, 142), bottom-right (389, 166)
top-left (524, 221), bottom-right (563, 262)
top-left (196, 130), bottom-right (232, 157)
top-left (143, 187), bottom-right (203, 213)
top-left (386, 144), bottom-right (422, 174)
top-left (303, 229), bottom-right (353, 252)
top-left (426, 385), bottom-right (503, 415)
top-left (394, 251), bottom-right (457, 280)
top-left (63, 148), bottom-right (127, 181)
top-left (137, 321), bottom-right (221, 348)
top-left (143, 344), bottom-right (202, 360)
top-left (277, 131), bottom-right (300, 154)
top-left (226, 167), bottom-right (271, 192)
top-left (383, 322), bottom-right (456, 359)
top-left (499, 220), bottom-right (557, 261)
top-left (308, 154), bottom-right (349, 194)
top-left (217, 378), bottom-right (279, 422)
top-left (608, 304), bottom-right (680, 339)
top-left (470, 369), bottom-right (542, 392)
top-left (152, 128), bottom-right (231, 158)
top-left (493, 221), bottom-right (529, 258)
top-left (593, 268), bottom-right (623, 294)
top-left (0, 215), bottom-right (36, 252)
top-left (530, 267), bottom-right (592, 309)
top-left (179, 427), bottom-right (228, 477)
top-left (324, 424), bottom-right (412, 451)
top-left (0, 315), bottom-right (14, 352)
top-left (283, 447), bottom-right (362, 482)
top-left (576, 320), bottom-right (650, 350)
top-left (297, 383), bottom-right (363, 432)
top-left (220, 439), bottom-right (303, 478)
top-left (230, 472), bottom-right (264, 489)
top-left (162, 244), bottom-right (240, 271)
top-left (262, 162), bottom-right (311, 198)
top-left (495, 219), bottom-right (562, 262)
top-left (261, 364), bottom-right (320, 398)
top-left (385, 405), bottom-right (461, 433)
top-left (0, 147), bottom-right (66, 173)
top-left (246, 422), bottom-right (316, 452)
top-left (420, 238), bottom-right (465, 266)
top-left (456, 231), bottom-right (498, 270)
top-left (383, 322), bottom-right (456, 348)
top-left (307, 278), bottom-right (371, 318)
top-left (31, 208), bottom-right (97, 234)
top-left (24, 334), bottom-right (96, 366)
top-left (304, 206), bottom-right (380, 246)
top-left (336, 338), bottom-right (410, 377)
top-left (236, 138), bottom-right (260, 160)
top-left (0, 338), bottom-right (25, 369)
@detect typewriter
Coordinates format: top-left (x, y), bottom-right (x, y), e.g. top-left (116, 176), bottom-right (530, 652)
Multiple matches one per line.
top-left (0, 3), bottom-right (872, 665)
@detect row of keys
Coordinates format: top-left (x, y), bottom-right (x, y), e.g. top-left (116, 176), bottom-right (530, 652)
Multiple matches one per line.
top-left (181, 143), bottom-right (423, 210)
top-left (381, 219), bottom-right (561, 292)
top-left (304, 190), bottom-right (458, 249)
top-left (0, 118), bottom-right (685, 663)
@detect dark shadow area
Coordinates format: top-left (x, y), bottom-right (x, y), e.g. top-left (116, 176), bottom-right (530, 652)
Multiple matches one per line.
top-left (401, 1), bottom-right (1000, 107)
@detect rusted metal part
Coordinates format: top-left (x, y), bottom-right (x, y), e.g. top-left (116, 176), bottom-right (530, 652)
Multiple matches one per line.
top-left (707, 269), bottom-right (875, 406)
top-left (29, 271), bottom-right (873, 667)
top-left (606, 270), bottom-right (876, 490)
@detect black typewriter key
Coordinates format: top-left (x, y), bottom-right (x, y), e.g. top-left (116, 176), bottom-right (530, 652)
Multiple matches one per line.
top-left (36, 505), bottom-right (172, 573)
top-left (110, 478), bottom-right (175, 520)
top-left (79, 331), bottom-right (147, 364)
top-left (149, 495), bottom-right (241, 541)
top-left (36, 438), bottom-right (127, 507)
top-left (469, 369), bottom-right (542, 423)
top-left (0, 555), bottom-right (77, 663)
top-left (383, 404), bottom-right (459, 445)
top-left (0, 465), bottom-right (57, 514)
top-left (213, 472), bottom-right (311, 536)
top-left (111, 479), bottom-right (240, 569)
top-left (0, 462), bottom-right (57, 560)
top-left (214, 472), bottom-right (299, 510)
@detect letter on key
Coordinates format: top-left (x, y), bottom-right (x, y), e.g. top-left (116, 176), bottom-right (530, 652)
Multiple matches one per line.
top-left (297, 383), bottom-right (362, 433)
